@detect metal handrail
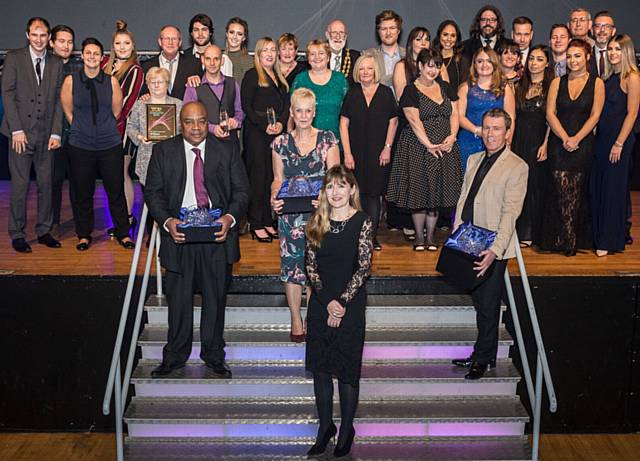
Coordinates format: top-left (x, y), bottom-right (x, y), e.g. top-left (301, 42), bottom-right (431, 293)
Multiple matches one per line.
top-left (503, 233), bottom-right (558, 461)
top-left (102, 205), bottom-right (161, 461)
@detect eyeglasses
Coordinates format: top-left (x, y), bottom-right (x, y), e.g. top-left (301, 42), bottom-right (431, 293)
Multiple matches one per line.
top-left (480, 17), bottom-right (498, 24)
top-left (593, 23), bottom-right (614, 30)
top-left (161, 37), bottom-right (179, 43)
top-left (149, 80), bottom-right (167, 85)
top-left (570, 18), bottom-right (589, 24)
top-left (328, 31), bottom-right (346, 38)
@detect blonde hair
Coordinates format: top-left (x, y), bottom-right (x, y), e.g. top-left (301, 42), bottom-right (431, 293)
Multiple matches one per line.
top-left (353, 52), bottom-right (381, 84)
top-left (604, 34), bottom-right (639, 80)
top-left (305, 39), bottom-right (331, 59)
top-left (469, 47), bottom-right (505, 96)
top-left (104, 20), bottom-right (138, 81)
top-left (290, 87), bottom-right (316, 110)
top-left (144, 66), bottom-right (170, 86)
top-left (306, 165), bottom-right (362, 249)
top-left (254, 37), bottom-right (289, 91)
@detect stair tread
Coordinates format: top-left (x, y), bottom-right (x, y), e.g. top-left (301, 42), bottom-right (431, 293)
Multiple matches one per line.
top-left (124, 396), bottom-right (528, 422)
top-left (124, 437), bottom-right (532, 460)
top-left (138, 326), bottom-right (513, 345)
top-left (131, 362), bottom-right (520, 383)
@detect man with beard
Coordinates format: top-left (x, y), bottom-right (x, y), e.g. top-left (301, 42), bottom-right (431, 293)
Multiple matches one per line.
top-left (184, 14), bottom-right (214, 61)
top-left (549, 23), bottom-right (571, 77)
top-left (462, 5), bottom-right (508, 62)
top-left (364, 10), bottom-right (405, 89)
top-left (590, 11), bottom-right (616, 77)
top-left (325, 19), bottom-right (360, 87)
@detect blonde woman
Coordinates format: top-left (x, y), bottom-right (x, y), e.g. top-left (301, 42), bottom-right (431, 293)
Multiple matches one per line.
top-left (592, 34), bottom-right (640, 255)
top-left (457, 47), bottom-right (515, 170)
top-left (305, 165), bottom-right (372, 458)
top-left (271, 88), bottom-right (340, 341)
top-left (126, 67), bottom-right (183, 185)
top-left (241, 37), bottom-right (290, 242)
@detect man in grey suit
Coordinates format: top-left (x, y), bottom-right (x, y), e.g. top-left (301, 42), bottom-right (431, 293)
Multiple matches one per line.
top-left (363, 10), bottom-right (405, 90)
top-left (1, 17), bottom-right (64, 252)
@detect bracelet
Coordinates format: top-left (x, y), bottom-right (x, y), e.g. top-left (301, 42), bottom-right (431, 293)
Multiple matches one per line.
top-left (385, 143), bottom-right (392, 148)
top-left (614, 141), bottom-right (623, 148)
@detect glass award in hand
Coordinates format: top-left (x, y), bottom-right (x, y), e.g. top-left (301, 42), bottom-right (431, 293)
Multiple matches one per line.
top-left (266, 106), bottom-right (277, 126)
top-left (219, 109), bottom-right (229, 136)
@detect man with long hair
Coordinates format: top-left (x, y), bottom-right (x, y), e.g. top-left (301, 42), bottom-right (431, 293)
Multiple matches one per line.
top-left (462, 5), bottom-right (507, 62)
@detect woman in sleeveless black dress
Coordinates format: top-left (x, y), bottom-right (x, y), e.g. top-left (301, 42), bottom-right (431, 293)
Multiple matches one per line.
top-left (536, 39), bottom-right (604, 256)
top-left (305, 166), bottom-right (373, 458)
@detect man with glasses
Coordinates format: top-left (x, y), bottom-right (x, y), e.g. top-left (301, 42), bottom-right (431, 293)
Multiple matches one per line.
top-left (364, 9), bottom-right (405, 89)
top-left (141, 25), bottom-right (201, 100)
top-left (568, 8), bottom-right (594, 46)
top-left (325, 19), bottom-right (360, 86)
top-left (589, 11), bottom-right (617, 77)
top-left (462, 5), bottom-right (507, 62)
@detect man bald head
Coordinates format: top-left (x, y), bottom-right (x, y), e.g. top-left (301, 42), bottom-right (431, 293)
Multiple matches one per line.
top-left (181, 102), bottom-right (209, 145)
top-left (201, 44), bottom-right (224, 80)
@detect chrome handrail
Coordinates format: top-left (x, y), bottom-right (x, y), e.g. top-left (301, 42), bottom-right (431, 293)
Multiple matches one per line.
top-left (503, 233), bottom-right (558, 461)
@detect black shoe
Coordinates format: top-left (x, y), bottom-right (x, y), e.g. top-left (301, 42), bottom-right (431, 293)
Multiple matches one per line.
top-left (128, 214), bottom-right (137, 231)
top-left (373, 239), bottom-right (382, 251)
top-left (12, 238), bottom-right (32, 253)
top-left (465, 361), bottom-right (493, 380)
top-left (452, 356), bottom-right (496, 368)
top-left (37, 233), bottom-right (61, 248)
top-left (205, 360), bottom-right (232, 378)
top-left (307, 423), bottom-right (337, 457)
top-left (107, 227), bottom-right (116, 238)
top-left (151, 362), bottom-right (185, 377)
top-left (626, 235), bottom-right (633, 245)
top-left (564, 249), bottom-right (577, 257)
top-left (250, 229), bottom-right (272, 243)
top-left (76, 236), bottom-right (92, 251)
top-left (334, 426), bottom-right (356, 458)
top-left (265, 227), bottom-right (279, 239)
top-left (402, 227), bottom-right (416, 241)
top-left (118, 237), bottom-right (135, 249)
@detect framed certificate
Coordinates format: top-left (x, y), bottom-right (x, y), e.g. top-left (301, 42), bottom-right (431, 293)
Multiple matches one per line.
top-left (146, 104), bottom-right (177, 142)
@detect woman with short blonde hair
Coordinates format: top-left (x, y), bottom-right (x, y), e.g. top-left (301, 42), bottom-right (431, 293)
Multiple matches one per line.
top-left (352, 51), bottom-right (381, 84)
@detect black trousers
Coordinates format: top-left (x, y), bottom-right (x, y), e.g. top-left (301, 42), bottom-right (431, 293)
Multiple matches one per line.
top-left (52, 142), bottom-right (77, 225)
top-left (67, 143), bottom-right (129, 240)
top-left (244, 125), bottom-right (274, 229)
top-left (471, 259), bottom-right (508, 363)
top-left (163, 242), bottom-right (230, 366)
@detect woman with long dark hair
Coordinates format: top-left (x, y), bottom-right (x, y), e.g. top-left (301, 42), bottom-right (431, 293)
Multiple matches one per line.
top-left (432, 19), bottom-right (469, 91)
top-left (392, 26), bottom-right (430, 99)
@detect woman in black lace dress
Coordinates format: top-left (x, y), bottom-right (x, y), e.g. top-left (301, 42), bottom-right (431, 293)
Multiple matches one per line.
top-left (512, 45), bottom-right (555, 245)
top-left (537, 39), bottom-right (605, 256)
top-left (305, 165), bottom-right (373, 459)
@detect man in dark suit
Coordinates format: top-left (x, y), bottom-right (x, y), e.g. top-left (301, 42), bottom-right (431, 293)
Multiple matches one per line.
top-left (589, 11), bottom-right (617, 77)
top-left (462, 5), bottom-right (508, 62)
top-left (325, 20), bottom-right (360, 86)
top-left (144, 101), bottom-right (249, 378)
top-left (184, 13), bottom-right (214, 61)
top-left (1, 17), bottom-right (64, 253)
top-left (450, 108), bottom-right (528, 380)
top-left (140, 25), bottom-right (202, 100)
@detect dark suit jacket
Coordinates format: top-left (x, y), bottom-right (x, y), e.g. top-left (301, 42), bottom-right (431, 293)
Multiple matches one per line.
top-left (140, 52), bottom-right (202, 100)
top-left (461, 36), bottom-right (508, 63)
top-left (0, 47), bottom-right (63, 139)
top-left (144, 134), bottom-right (249, 270)
top-left (334, 48), bottom-right (360, 86)
top-left (588, 46), bottom-right (603, 77)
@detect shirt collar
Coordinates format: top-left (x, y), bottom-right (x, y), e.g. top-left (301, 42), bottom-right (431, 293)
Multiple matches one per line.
top-left (202, 73), bottom-right (224, 85)
top-left (29, 46), bottom-right (46, 61)
top-left (159, 52), bottom-right (180, 65)
top-left (381, 46), bottom-right (400, 59)
top-left (184, 138), bottom-right (207, 154)
top-left (486, 144), bottom-right (507, 160)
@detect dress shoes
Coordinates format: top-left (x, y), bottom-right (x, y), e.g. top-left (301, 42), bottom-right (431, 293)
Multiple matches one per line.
top-left (333, 426), bottom-right (356, 458)
top-left (452, 356), bottom-right (496, 369)
top-left (307, 423), bottom-right (337, 457)
top-left (37, 233), bottom-right (61, 248)
top-left (150, 362), bottom-right (185, 377)
top-left (12, 238), bottom-right (32, 253)
top-left (205, 360), bottom-right (232, 378)
top-left (465, 361), bottom-right (493, 380)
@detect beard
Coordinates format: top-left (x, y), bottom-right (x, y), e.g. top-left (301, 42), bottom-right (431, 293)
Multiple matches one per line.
top-left (481, 25), bottom-right (496, 38)
top-left (330, 39), bottom-right (346, 53)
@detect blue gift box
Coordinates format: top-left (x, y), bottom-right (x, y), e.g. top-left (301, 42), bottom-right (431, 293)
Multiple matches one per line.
top-left (276, 176), bottom-right (323, 214)
top-left (176, 207), bottom-right (223, 243)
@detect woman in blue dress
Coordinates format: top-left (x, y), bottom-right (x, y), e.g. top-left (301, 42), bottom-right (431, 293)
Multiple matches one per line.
top-left (271, 88), bottom-right (340, 341)
top-left (591, 34), bottom-right (640, 256)
top-left (457, 47), bottom-right (515, 170)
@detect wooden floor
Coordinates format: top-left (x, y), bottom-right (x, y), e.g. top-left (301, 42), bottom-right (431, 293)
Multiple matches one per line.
top-left (0, 180), bottom-right (638, 277)
top-left (1, 432), bottom-right (640, 460)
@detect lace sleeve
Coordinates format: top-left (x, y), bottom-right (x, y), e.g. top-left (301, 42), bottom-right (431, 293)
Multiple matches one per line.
top-left (339, 217), bottom-right (373, 305)
top-left (305, 239), bottom-right (322, 292)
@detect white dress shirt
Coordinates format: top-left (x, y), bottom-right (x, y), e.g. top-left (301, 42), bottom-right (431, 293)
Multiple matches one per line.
top-left (158, 52), bottom-right (180, 91)
top-left (29, 46), bottom-right (46, 80)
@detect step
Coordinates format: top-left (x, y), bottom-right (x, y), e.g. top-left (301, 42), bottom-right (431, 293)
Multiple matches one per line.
top-left (131, 360), bottom-right (520, 398)
top-left (144, 294), bottom-right (504, 327)
top-left (124, 396), bottom-right (528, 438)
top-left (138, 326), bottom-right (513, 361)
top-left (124, 436), bottom-right (533, 460)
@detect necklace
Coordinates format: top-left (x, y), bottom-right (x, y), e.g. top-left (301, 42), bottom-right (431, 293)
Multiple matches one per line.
top-left (329, 209), bottom-right (355, 233)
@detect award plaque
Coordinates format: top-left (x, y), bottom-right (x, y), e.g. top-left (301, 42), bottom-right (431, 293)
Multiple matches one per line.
top-left (146, 104), bottom-right (177, 142)
top-left (176, 207), bottom-right (223, 243)
top-left (276, 176), bottom-right (323, 214)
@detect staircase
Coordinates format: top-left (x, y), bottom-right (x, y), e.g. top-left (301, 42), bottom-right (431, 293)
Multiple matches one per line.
top-left (123, 292), bottom-right (532, 460)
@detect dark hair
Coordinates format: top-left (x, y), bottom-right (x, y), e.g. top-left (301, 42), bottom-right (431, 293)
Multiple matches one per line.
top-left (482, 107), bottom-right (512, 130)
top-left (549, 23), bottom-right (570, 39)
top-left (515, 44), bottom-right (554, 107)
top-left (402, 26), bottom-right (430, 82)
top-left (416, 48), bottom-right (443, 69)
top-left (469, 5), bottom-right (505, 40)
top-left (512, 16), bottom-right (533, 29)
top-left (26, 17), bottom-right (51, 34)
top-left (375, 9), bottom-right (403, 29)
top-left (81, 37), bottom-right (104, 55)
top-left (593, 10), bottom-right (615, 22)
top-left (496, 38), bottom-right (520, 56)
top-left (51, 24), bottom-right (74, 42)
top-left (432, 20), bottom-right (463, 58)
top-left (189, 13), bottom-right (214, 42)
top-left (226, 17), bottom-right (249, 54)
top-left (567, 38), bottom-right (592, 59)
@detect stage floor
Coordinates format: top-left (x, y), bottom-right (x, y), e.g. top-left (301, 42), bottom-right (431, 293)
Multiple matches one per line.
top-left (0, 181), bottom-right (638, 277)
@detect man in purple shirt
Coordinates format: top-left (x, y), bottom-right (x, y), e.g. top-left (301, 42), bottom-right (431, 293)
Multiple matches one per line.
top-left (183, 45), bottom-right (244, 145)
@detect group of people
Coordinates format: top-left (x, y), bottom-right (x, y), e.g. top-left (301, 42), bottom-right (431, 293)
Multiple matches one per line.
top-left (1, 5), bottom-right (639, 458)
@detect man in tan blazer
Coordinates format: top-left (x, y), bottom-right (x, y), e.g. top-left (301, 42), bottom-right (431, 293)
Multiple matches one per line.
top-left (451, 108), bottom-right (528, 379)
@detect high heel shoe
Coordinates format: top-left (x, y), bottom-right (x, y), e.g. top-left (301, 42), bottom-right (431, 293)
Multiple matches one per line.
top-left (333, 426), bottom-right (356, 458)
top-left (265, 227), bottom-right (279, 239)
top-left (307, 423), bottom-right (337, 457)
top-left (128, 214), bottom-right (137, 231)
top-left (250, 229), bottom-right (272, 243)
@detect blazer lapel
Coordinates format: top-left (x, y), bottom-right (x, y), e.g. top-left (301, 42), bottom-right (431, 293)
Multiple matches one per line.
top-left (176, 137), bottom-right (187, 206)
top-left (22, 48), bottom-right (38, 91)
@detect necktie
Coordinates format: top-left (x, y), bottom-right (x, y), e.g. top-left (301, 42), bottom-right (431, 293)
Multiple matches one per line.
top-left (333, 54), bottom-right (341, 71)
top-left (483, 38), bottom-right (491, 48)
top-left (35, 58), bottom-right (42, 85)
top-left (192, 147), bottom-right (209, 208)
top-left (168, 58), bottom-right (175, 92)
top-left (599, 50), bottom-right (605, 77)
